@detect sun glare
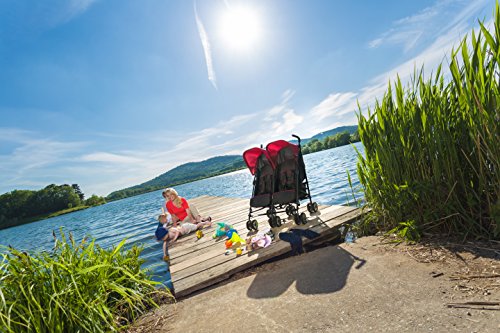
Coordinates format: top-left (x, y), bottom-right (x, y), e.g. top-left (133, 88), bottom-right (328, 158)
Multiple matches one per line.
top-left (218, 6), bottom-right (261, 52)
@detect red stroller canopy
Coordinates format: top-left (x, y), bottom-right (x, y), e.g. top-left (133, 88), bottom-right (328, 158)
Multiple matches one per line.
top-left (243, 147), bottom-right (274, 175)
top-left (266, 140), bottom-right (299, 165)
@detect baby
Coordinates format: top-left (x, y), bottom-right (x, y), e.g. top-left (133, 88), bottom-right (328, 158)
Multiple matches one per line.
top-left (155, 213), bottom-right (212, 261)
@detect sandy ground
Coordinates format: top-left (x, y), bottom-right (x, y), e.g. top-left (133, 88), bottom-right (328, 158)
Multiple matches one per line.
top-left (130, 236), bottom-right (500, 332)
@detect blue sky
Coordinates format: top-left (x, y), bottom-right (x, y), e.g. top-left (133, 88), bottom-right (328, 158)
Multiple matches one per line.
top-left (0, 0), bottom-right (494, 196)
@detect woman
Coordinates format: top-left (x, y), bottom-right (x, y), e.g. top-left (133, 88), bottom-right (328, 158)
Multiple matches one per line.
top-left (162, 188), bottom-right (210, 226)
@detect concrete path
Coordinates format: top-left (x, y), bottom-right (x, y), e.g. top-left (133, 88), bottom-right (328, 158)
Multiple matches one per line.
top-left (131, 236), bottom-right (500, 332)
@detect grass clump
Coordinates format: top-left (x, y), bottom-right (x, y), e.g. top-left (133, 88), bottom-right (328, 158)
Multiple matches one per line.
top-left (0, 231), bottom-right (172, 332)
top-left (356, 3), bottom-right (500, 240)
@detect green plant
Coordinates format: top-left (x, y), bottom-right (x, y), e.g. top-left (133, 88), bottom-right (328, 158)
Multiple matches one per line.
top-left (356, 3), bottom-right (500, 240)
top-left (345, 169), bottom-right (363, 207)
top-left (0, 230), bottom-right (172, 332)
top-left (387, 220), bottom-right (421, 243)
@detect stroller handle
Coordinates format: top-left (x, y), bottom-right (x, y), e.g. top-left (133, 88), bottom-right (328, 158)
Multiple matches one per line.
top-left (292, 134), bottom-right (301, 144)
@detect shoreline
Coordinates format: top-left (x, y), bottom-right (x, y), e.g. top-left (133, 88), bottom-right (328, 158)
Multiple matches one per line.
top-left (0, 205), bottom-right (92, 231)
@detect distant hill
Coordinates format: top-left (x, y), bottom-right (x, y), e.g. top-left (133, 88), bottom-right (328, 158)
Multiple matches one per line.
top-left (291, 125), bottom-right (358, 145)
top-left (106, 125), bottom-right (358, 201)
top-left (106, 155), bottom-right (245, 201)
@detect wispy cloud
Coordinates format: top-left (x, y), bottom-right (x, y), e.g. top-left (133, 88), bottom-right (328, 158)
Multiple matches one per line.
top-left (194, 2), bottom-right (217, 89)
top-left (367, 0), bottom-right (489, 52)
top-left (80, 152), bottom-right (143, 164)
top-left (53, 0), bottom-right (97, 26)
top-left (0, 129), bottom-right (89, 190)
top-left (310, 92), bottom-right (358, 120)
top-left (367, 0), bottom-right (445, 51)
top-left (0, 0), bottom-right (98, 41)
top-left (310, 0), bottom-right (490, 121)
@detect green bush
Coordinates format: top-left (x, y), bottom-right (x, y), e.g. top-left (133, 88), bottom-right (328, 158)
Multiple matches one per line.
top-left (356, 3), bottom-right (500, 240)
top-left (0, 231), bottom-right (172, 332)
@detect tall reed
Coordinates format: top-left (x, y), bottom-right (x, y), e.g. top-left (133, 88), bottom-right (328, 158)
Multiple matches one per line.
top-left (356, 3), bottom-right (500, 240)
top-left (0, 231), bottom-right (172, 332)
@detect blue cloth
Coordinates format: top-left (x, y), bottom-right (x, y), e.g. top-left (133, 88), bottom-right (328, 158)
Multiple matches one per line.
top-left (278, 228), bottom-right (319, 255)
top-left (155, 226), bottom-right (168, 241)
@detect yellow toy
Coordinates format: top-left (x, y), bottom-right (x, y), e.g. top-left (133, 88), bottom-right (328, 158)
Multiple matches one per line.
top-left (226, 227), bottom-right (246, 246)
top-left (196, 230), bottom-right (204, 239)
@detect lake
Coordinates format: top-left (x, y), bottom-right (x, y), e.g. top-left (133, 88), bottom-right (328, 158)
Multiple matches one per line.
top-left (0, 142), bottom-right (364, 288)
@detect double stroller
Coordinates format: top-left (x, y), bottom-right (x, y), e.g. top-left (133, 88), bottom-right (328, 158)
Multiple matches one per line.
top-left (243, 135), bottom-right (319, 231)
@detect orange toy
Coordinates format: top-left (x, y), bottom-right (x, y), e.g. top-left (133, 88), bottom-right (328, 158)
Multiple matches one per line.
top-left (225, 240), bottom-right (233, 249)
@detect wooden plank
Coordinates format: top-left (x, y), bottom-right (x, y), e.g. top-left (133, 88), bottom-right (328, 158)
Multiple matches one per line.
top-left (173, 206), bottom-right (364, 297)
top-left (162, 195), bottom-right (366, 298)
top-left (166, 203), bottom-right (251, 256)
top-left (167, 203), bottom-right (345, 265)
top-left (171, 205), bottom-right (356, 279)
top-left (168, 203), bottom-right (334, 263)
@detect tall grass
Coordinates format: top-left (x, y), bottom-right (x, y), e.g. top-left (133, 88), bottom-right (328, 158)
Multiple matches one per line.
top-left (356, 3), bottom-right (500, 240)
top-left (0, 231), bottom-right (172, 332)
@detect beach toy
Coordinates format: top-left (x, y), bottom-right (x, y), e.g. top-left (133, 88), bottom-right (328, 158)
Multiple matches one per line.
top-left (213, 222), bottom-right (232, 238)
top-left (225, 240), bottom-right (233, 249)
top-left (236, 248), bottom-right (242, 256)
top-left (196, 230), bottom-right (204, 239)
top-left (226, 228), bottom-right (246, 246)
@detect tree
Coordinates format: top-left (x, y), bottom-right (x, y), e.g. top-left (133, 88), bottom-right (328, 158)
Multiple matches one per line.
top-left (350, 130), bottom-right (360, 142)
top-left (85, 195), bottom-right (106, 207)
top-left (72, 184), bottom-right (85, 201)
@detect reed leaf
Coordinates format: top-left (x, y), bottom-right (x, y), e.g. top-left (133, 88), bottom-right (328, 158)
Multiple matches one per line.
top-left (357, 2), bottom-right (500, 240)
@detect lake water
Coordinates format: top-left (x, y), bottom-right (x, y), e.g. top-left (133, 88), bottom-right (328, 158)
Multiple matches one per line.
top-left (0, 142), bottom-right (364, 288)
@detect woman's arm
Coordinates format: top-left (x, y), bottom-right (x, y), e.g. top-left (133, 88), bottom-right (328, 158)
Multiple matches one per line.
top-left (171, 214), bottom-right (180, 227)
top-left (166, 201), bottom-right (180, 226)
top-left (180, 197), bottom-right (196, 222)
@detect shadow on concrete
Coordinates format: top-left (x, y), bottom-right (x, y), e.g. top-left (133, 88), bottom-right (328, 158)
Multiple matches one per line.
top-left (246, 245), bottom-right (366, 298)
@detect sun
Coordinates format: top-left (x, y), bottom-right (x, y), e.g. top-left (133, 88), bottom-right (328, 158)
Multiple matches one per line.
top-left (218, 6), bottom-right (261, 52)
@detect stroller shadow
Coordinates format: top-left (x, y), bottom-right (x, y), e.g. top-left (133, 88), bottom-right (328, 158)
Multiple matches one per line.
top-left (246, 245), bottom-right (366, 299)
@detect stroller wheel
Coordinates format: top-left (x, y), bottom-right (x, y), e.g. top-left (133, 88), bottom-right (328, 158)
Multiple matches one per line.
top-left (251, 219), bottom-right (258, 231)
top-left (300, 212), bottom-right (308, 225)
top-left (285, 205), bottom-right (294, 216)
top-left (273, 216), bottom-right (282, 227)
top-left (308, 202), bottom-right (319, 214)
top-left (246, 220), bottom-right (252, 231)
top-left (293, 213), bottom-right (301, 225)
top-left (268, 217), bottom-right (276, 228)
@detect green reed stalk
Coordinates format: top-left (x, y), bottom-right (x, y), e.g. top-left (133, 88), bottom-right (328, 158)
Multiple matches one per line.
top-left (0, 230), bottom-right (172, 332)
top-left (356, 2), bottom-right (500, 240)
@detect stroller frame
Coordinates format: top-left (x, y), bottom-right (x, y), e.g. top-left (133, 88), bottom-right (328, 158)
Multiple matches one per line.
top-left (244, 134), bottom-right (319, 231)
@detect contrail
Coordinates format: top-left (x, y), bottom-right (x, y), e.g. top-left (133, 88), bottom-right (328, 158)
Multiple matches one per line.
top-left (194, 2), bottom-right (217, 89)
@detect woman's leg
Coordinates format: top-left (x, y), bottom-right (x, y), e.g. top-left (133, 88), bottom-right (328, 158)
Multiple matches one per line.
top-left (197, 220), bottom-right (212, 228)
top-left (187, 203), bottom-right (202, 223)
top-left (188, 203), bottom-right (212, 223)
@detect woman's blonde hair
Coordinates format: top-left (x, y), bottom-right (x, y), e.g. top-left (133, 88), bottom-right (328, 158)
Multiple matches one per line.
top-left (164, 188), bottom-right (182, 207)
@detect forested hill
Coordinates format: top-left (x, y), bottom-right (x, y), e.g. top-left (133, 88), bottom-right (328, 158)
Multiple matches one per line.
top-left (106, 155), bottom-right (245, 201)
top-left (106, 125), bottom-right (359, 201)
top-left (291, 125), bottom-right (358, 144)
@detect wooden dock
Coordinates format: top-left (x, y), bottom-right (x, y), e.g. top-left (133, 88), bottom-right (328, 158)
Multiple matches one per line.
top-left (168, 195), bottom-right (364, 298)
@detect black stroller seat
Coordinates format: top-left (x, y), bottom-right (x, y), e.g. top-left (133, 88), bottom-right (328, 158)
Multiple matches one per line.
top-left (250, 154), bottom-right (274, 208)
top-left (273, 146), bottom-right (298, 205)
